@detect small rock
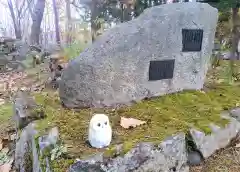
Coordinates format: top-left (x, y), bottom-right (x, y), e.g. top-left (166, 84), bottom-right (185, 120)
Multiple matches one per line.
top-left (68, 161), bottom-right (105, 172)
top-left (230, 107), bottom-right (240, 122)
top-left (13, 90), bottom-right (45, 129)
top-left (187, 151), bottom-right (204, 166)
top-left (38, 127), bottom-right (59, 153)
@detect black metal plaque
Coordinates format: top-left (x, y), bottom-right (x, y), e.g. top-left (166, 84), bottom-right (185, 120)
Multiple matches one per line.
top-left (182, 29), bottom-right (203, 52)
top-left (148, 59), bottom-right (175, 81)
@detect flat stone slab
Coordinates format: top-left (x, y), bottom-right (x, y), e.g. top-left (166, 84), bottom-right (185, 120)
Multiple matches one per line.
top-left (190, 114), bottom-right (240, 158)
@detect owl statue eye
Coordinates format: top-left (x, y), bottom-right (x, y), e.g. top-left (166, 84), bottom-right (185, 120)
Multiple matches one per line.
top-left (105, 122), bottom-right (107, 125)
top-left (97, 123), bottom-right (101, 127)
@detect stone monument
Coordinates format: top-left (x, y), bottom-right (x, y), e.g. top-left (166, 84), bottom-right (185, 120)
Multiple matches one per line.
top-left (59, 2), bottom-right (218, 108)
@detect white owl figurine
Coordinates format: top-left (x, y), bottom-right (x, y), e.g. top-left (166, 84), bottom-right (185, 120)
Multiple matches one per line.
top-left (88, 114), bottom-right (112, 148)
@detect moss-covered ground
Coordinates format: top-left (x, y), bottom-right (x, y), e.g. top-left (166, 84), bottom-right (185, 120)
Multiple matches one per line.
top-left (36, 60), bottom-right (240, 171)
top-left (1, 60), bottom-right (240, 171)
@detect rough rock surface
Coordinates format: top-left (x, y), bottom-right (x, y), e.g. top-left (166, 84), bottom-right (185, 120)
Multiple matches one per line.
top-left (68, 133), bottom-right (188, 172)
top-left (59, 2), bottom-right (218, 108)
top-left (187, 151), bottom-right (203, 166)
top-left (190, 113), bottom-right (240, 158)
top-left (230, 107), bottom-right (240, 122)
top-left (13, 91), bottom-right (45, 129)
top-left (15, 123), bottom-right (40, 172)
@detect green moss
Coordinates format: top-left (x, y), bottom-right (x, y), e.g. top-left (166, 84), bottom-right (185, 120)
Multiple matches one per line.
top-left (0, 102), bottom-right (13, 122)
top-left (64, 42), bottom-right (87, 60)
top-left (31, 62), bottom-right (240, 168)
top-left (103, 146), bottom-right (119, 158)
top-left (0, 60), bottom-right (238, 172)
top-left (51, 158), bottom-right (75, 172)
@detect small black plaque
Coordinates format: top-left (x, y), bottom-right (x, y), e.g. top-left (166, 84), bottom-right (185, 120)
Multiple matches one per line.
top-left (182, 29), bottom-right (203, 52)
top-left (148, 60), bottom-right (175, 81)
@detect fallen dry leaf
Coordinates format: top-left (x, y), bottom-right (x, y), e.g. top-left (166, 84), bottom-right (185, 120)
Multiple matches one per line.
top-left (120, 117), bottom-right (146, 129)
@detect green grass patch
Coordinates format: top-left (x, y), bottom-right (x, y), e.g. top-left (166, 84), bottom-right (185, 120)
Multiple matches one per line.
top-left (64, 42), bottom-right (88, 60)
top-left (0, 103), bottom-right (13, 122)
top-left (0, 102), bottom-right (14, 137)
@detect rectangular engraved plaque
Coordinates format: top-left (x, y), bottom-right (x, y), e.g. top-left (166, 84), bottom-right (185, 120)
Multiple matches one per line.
top-left (148, 60), bottom-right (175, 81)
top-left (182, 29), bottom-right (203, 52)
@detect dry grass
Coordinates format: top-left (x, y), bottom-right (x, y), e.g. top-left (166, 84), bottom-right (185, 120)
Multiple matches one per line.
top-left (190, 143), bottom-right (240, 172)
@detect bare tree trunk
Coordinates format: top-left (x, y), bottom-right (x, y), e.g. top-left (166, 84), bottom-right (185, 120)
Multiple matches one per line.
top-left (30, 0), bottom-right (46, 45)
top-left (91, 1), bottom-right (98, 42)
top-left (7, 0), bottom-right (22, 39)
top-left (231, 7), bottom-right (239, 60)
top-left (228, 7), bottom-right (239, 84)
top-left (52, 0), bottom-right (61, 45)
top-left (65, 0), bottom-right (72, 45)
top-left (120, 3), bottom-right (124, 23)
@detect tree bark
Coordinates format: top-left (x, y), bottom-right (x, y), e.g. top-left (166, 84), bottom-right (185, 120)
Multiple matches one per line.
top-left (7, 0), bottom-right (22, 39)
top-left (30, 0), bottom-right (46, 45)
top-left (65, 0), bottom-right (72, 45)
top-left (231, 7), bottom-right (239, 60)
top-left (52, 0), bottom-right (61, 45)
top-left (91, 1), bottom-right (98, 42)
top-left (228, 6), bottom-right (239, 84)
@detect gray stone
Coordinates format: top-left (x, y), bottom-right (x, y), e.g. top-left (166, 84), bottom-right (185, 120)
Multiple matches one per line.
top-left (105, 133), bottom-right (188, 172)
top-left (68, 153), bottom-right (105, 172)
top-left (15, 123), bottom-right (41, 172)
top-left (38, 127), bottom-right (59, 154)
top-left (220, 51), bottom-right (231, 60)
top-left (219, 51), bottom-right (240, 60)
top-left (13, 91), bottom-right (45, 130)
top-left (59, 2), bottom-right (218, 108)
top-left (187, 151), bottom-right (203, 166)
top-left (190, 116), bottom-right (240, 158)
top-left (68, 161), bottom-right (105, 172)
top-left (213, 43), bottom-right (221, 51)
top-left (230, 107), bottom-right (240, 122)
top-left (105, 142), bottom-right (154, 172)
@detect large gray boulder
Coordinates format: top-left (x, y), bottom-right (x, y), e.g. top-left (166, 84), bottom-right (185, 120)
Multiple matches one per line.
top-left (59, 2), bottom-right (218, 108)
